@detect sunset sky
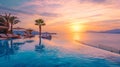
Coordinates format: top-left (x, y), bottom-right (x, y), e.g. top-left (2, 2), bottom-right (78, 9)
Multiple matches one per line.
top-left (0, 0), bottom-right (120, 33)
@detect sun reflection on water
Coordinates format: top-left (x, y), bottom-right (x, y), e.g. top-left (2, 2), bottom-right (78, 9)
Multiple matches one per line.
top-left (70, 32), bottom-right (87, 42)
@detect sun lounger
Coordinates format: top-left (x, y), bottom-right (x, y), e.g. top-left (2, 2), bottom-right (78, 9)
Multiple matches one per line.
top-left (7, 34), bottom-right (20, 39)
top-left (23, 33), bottom-right (34, 38)
top-left (0, 38), bottom-right (7, 40)
top-left (13, 34), bottom-right (21, 38)
top-left (7, 34), bottom-right (13, 38)
top-left (0, 34), bottom-right (8, 38)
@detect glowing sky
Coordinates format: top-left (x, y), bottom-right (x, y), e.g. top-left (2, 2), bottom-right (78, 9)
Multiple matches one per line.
top-left (0, 0), bottom-right (120, 33)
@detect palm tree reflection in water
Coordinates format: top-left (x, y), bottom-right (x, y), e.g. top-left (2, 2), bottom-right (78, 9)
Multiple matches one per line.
top-left (35, 34), bottom-right (53, 53)
top-left (0, 39), bottom-right (22, 60)
top-left (35, 37), bottom-right (45, 53)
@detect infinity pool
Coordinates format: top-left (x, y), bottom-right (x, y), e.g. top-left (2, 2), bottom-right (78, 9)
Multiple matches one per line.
top-left (0, 35), bottom-right (120, 67)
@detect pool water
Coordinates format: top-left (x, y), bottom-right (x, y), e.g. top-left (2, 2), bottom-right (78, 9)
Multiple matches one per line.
top-left (0, 35), bottom-right (120, 67)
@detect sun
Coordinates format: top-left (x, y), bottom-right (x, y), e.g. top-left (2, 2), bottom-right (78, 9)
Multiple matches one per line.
top-left (70, 24), bottom-right (84, 32)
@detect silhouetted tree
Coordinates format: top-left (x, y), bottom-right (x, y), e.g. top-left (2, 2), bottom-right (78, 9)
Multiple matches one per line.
top-left (35, 19), bottom-right (45, 45)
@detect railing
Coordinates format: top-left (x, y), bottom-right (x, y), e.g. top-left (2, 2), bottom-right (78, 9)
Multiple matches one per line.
top-left (76, 40), bottom-right (120, 54)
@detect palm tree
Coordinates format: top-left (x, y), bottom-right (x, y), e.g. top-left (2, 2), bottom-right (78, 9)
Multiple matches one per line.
top-left (0, 13), bottom-right (11, 33)
top-left (0, 15), bottom-right (5, 25)
top-left (35, 19), bottom-right (45, 45)
top-left (9, 16), bottom-right (20, 34)
top-left (2, 13), bottom-right (11, 27)
top-left (0, 13), bottom-right (20, 34)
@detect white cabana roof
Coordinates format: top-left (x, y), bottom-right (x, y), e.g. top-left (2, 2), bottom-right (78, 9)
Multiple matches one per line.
top-left (13, 27), bottom-right (26, 31)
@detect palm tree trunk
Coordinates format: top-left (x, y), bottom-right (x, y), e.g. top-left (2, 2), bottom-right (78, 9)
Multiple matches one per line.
top-left (11, 24), bottom-right (13, 34)
top-left (39, 25), bottom-right (41, 45)
top-left (5, 22), bottom-right (9, 34)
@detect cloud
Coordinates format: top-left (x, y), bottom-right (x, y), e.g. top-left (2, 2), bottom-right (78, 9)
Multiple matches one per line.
top-left (19, 0), bottom-right (62, 8)
top-left (79, 0), bottom-right (106, 3)
top-left (101, 19), bottom-right (120, 23)
top-left (85, 19), bottom-right (120, 26)
top-left (90, 0), bottom-right (106, 3)
top-left (14, 0), bottom-right (63, 16)
top-left (40, 12), bottom-right (60, 17)
top-left (0, 0), bottom-right (31, 7)
top-left (78, 14), bottom-right (102, 19)
top-left (0, 5), bottom-right (33, 15)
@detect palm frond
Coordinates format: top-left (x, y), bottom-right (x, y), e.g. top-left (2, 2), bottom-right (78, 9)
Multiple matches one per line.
top-left (35, 18), bottom-right (45, 26)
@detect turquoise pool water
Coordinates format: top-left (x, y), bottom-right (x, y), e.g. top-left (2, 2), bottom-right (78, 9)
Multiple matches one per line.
top-left (0, 35), bottom-right (120, 67)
